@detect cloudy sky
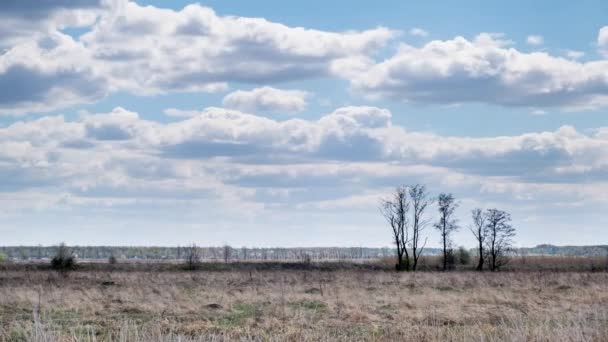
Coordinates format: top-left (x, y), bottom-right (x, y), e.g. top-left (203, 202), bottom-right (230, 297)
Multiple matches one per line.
top-left (1, 0), bottom-right (608, 247)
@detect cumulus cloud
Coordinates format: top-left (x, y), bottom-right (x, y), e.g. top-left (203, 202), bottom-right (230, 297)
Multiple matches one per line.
top-left (0, 32), bottom-right (108, 115)
top-left (3, 105), bottom-right (608, 245)
top-left (79, 2), bottom-right (395, 95)
top-left (0, 0), bottom-right (108, 48)
top-left (223, 87), bottom-right (309, 114)
top-left (338, 33), bottom-right (608, 110)
top-left (0, 1), bottom-right (394, 115)
top-left (83, 107), bottom-right (147, 141)
top-left (3, 106), bottom-right (608, 192)
top-left (526, 35), bottom-right (543, 45)
top-left (3, 2), bottom-right (608, 115)
top-left (0, 0), bottom-right (113, 114)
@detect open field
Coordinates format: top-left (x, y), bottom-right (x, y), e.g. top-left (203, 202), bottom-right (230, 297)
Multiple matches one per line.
top-left (1, 260), bottom-right (608, 341)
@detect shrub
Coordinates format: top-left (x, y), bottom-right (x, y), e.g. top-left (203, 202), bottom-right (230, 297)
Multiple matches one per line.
top-left (0, 252), bottom-right (7, 263)
top-left (445, 249), bottom-right (456, 270)
top-left (51, 243), bottom-right (75, 271)
top-left (108, 254), bottom-right (118, 265)
top-left (456, 246), bottom-right (472, 266)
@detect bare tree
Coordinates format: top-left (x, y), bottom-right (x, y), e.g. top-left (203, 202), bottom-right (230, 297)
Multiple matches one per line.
top-left (222, 245), bottom-right (232, 263)
top-left (184, 243), bottom-right (201, 270)
top-left (261, 248), bottom-right (268, 261)
top-left (470, 208), bottom-right (487, 271)
top-left (485, 209), bottom-right (516, 271)
top-left (434, 193), bottom-right (459, 271)
top-left (380, 186), bottom-right (410, 271)
top-left (409, 184), bottom-right (430, 271)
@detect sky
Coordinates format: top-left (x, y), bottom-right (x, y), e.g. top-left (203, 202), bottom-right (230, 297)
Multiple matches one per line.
top-left (1, 0), bottom-right (608, 247)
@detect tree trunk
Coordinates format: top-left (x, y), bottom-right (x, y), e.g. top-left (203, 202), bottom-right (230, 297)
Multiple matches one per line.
top-left (412, 250), bottom-right (417, 271)
top-left (490, 242), bottom-right (497, 271)
top-left (476, 240), bottom-right (484, 271)
top-left (396, 250), bottom-right (403, 271)
top-left (442, 233), bottom-right (447, 271)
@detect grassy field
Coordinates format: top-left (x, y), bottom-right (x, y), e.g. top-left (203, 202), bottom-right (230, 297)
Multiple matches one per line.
top-left (0, 261), bottom-right (607, 341)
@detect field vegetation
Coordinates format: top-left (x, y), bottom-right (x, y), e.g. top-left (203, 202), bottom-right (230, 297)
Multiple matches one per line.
top-left (0, 257), bottom-right (607, 341)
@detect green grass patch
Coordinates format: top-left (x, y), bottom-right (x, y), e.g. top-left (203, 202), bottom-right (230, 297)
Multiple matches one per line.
top-left (288, 300), bottom-right (328, 312)
top-left (216, 303), bottom-right (264, 328)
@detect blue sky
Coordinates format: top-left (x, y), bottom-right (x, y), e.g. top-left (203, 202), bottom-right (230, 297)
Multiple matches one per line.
top-left (1, 0), bottom-right (608, 247)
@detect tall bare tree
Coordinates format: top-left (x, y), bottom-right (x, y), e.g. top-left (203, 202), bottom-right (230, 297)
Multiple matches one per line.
top-left (485, 209), bottom-right (515, 271)
top-left (409, 184), bottom-right (430, 271)
top-left (381, 186), bottom-right (410, 271)
top-left (434, 193), bottom-right (459, 271)
top-left (470, 208), bottom-right (487, 271)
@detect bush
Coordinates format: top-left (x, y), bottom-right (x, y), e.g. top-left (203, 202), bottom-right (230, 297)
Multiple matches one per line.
top-left (108, 254), bottom-right (117, 265)
top-left (0, 252), bottom-right (7, 263)
top-left (445, 249), bottom-right (456, 270)
top-left (456, 246), bottom-right (472, 266)
top-left (51, 243), bottom-right (75, 271)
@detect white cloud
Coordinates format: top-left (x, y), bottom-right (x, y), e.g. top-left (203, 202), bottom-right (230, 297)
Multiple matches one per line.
top-left (531, 109), bottom-right (547, 115)
top-left (223, 87), bottom-right (309, 114)
top-left (2, 3), bottom-right (607, 115)
top-left (79, 2), bottom-right (395, 95)
top-left (598, 26), bottom-right (608, 57)
top-left (3, 106), bottom-right (608, 195)
top-left (409, 28), bottom-right (429, 37)
top-left (0, 1), bottom-right (119, 114)
top-left (565, 50), bottom-right (585, 60)
top-left (82, 107), bottom-right (147, 141)
top-left (338, 33), bottom-right (608, 110)
top-left (2, 3), bottom-right (608, 116)
top-left (526, 35), bottom-right (544, 45)
top-left (0, 0), bottom-right (109, 48)
top-left (0, 1), bottom-right (395, 115)
top-left (0, 30), bottom-right (109, 115)
top-left (3, 105), bottom-right (608, 245)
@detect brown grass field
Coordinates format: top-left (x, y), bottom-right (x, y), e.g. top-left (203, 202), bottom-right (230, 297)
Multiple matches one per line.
top-left (1, 257), bottom-right (608, 341)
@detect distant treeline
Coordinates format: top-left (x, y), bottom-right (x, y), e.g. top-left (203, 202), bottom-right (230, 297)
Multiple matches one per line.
top-left (0, 244), bottom-right (606, 261)
top-left (1, 246), bottom-right (439, 261)
top-left (519, 244), bottom-right (608, 257)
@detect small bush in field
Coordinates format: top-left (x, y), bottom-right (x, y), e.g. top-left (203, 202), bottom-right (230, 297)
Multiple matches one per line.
top-left (0, 252), bottom-right (7, 263)
top-left (456, 247), bottom-right (472, 266)
top-left (51, 243), bottom-right (75, 271)
top-left (108, 254), bottom-right (117, 265)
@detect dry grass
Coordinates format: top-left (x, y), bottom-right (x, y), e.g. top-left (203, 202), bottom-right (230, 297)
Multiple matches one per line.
top-left (0, 266), bottom-right (607, 341)
top-left (374, 255), bottom-right (608, 272)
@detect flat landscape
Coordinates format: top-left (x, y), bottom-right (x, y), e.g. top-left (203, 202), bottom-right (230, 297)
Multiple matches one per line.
top-left (1, 259), bottom-right (607, 341)
top-left (3, 1), bottom-right (608, 341)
